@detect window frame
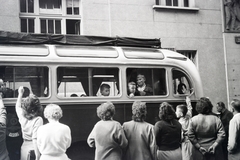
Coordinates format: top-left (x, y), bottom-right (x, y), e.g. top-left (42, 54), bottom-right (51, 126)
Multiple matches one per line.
top-left (56, 66), bottom-right (122, 99)
top-left (172, 68), bottom-right (193, 97)
top-left (126, 67), bottom-right (168, 98)
top-left (153, 0), bottom-right (199, 11)
top-left (0, 65), bottom-right (50, 99)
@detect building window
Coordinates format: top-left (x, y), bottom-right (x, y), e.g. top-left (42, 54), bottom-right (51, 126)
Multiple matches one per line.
top-left (166, 0), bottom-right (178, 6)
top-left (66, 20), bottom-right (80, 35)
top-left (20, 0), bottom-right (81, 35)
top-left (177, 50), bottom-right (197, 64)
top-left (39, 0), bottom-right (61, 9)
top-left (40, 19), bottom-right (61, 34)
top-left (155, 0), bottom-right (196, 9)
top-left (66, 0), bottom-right (80, 15)
top-left (21, 18), bottom-right (35, 33)
top-left (20, 0), bottom-right (34, 13)
top-left (39, 0), bottom-right (62, 14)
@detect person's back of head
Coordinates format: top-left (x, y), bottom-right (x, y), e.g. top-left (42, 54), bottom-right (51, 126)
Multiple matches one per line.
top-left (196, 97), bottom-right (213, 115)
top-left (97, 101), bottom-right (115, 120)
top-left (22, 94), bottom-right (43, 120)
top-left (231, 99), bottom-right (240, 113)
top-left (132, 101), bottom-right (147, 122)
top-left (44, 104), bottom-right (63, 121)
top-left (159, 102), bottom-right (176, 121)
top-left (176, 104), bottom-right (188, 118)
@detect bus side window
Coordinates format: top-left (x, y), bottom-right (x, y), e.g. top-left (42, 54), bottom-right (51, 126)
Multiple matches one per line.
top-left (57, 67), bottom-right (87, 98)
top-left (0, 66), bottom-right (49, 98)
top-left (57, 67), bottom-right (120, 97)
top-left (92, 68), bottom-right (119, 97)
top-left (172, 69), bottom-right (192, 95)
top-left (126, 68), bottom-right (166, 97)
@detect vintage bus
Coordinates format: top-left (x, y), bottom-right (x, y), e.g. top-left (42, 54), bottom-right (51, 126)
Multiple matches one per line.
top-left (0, 31), bottom-right (203, 160)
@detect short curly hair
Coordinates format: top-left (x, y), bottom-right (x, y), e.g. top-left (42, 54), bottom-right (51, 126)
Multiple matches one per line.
top-left (159, 102), bottom-right (176, 121)
top-left (97, 102), bottom-right (115, 120)
top-left (196, 97), bottom-right (212, 114)
top-left (21, 94), bottom-right (43, 120)
top-left (132, 101), bottom-right (147, 122)
top-left (44, 104), bottom-right (63, 120)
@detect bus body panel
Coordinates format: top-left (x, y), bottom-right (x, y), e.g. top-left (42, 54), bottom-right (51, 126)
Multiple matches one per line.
top-left (0, 44), bottom-right (203, 159)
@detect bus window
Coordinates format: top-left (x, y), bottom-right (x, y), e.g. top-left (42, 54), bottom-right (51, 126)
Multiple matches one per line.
top-left (172, 69), bottom-right (192, 95)
top-left (126, 68), bottom-right (166, 97)
top-left (0, 66), bottom-right (49, 98)
top-left (57, 67), bottom-right (119, 97)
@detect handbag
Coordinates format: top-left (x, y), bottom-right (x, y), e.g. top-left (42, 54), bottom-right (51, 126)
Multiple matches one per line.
top-left (27, 150), bottom-right (36, 160)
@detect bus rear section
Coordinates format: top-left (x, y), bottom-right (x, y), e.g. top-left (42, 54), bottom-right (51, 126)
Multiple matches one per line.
top-left (0, 43), bottom-right (203, 160)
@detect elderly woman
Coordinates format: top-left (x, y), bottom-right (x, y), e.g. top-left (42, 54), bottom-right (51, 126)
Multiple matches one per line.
top-left (123, 101), bottom-right (156, 160)
top-left (154, 102), bottom-right (182, 160)
top-left (188, 97), bottom-right (225, 160)
top-left (87, 101), bottom-right (128, 160)
top-left (136, 74), bottom-right (153, 96)
top-left (15, 86), bottom-right (43, 160)
top-left (37, 104), bottom-right (71, 160)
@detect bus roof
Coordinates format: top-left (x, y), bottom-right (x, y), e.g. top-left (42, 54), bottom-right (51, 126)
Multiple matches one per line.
top-left (0, 30), bottom-right (161, 48)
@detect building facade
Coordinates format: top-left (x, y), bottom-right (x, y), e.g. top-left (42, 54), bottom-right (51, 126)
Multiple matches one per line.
top-left (0, 0), bottom-right (240, 109)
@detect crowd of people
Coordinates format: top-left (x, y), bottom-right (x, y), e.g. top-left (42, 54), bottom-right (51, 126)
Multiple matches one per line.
top-left (87, 95), bottom-right (240, 160)
top-left (1, 83), bottom-right (240, 160)
top-left (1, 86), bottom-right (71, 160)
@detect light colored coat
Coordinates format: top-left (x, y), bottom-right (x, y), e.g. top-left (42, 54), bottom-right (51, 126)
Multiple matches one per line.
top-left (87, 120), bottom-right (128, 160)
top-left (123, 120), bottom-right (156, 160)
top-left (37, 122), bottom-right (71, 160)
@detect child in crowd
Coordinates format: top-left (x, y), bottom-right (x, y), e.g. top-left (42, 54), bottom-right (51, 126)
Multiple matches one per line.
top-left (175, 94), bottom-right (194, 160)
top-left (87, 102), bottom-right (128, 160)
top-left (100, 83), bottom-right (110, 96)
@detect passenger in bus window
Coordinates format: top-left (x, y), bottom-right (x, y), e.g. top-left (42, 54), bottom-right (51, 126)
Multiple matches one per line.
top-left (122, 101), bottom-right (156, 160)
top-left (87, 102), bottom-right (128, 160)
top-left (80, 94), bottom-right (87, 97)
top-left (136, 74), bottom-right (153, 96)
top-left (100, 83), bottom-right (110, 96)
top-left (177, 83), bottom-right (187, 94)
top-left (37, 104), bottom-right (71, 160)
top-left (15, 86), bottom-right (43, 160)
top-left (127, 82), bottom-right (139, 98)
top-left (0, 79), bottom-right (13, 98)
top-left (14, 87), bottom-right (30, 98)
top-left (70, 93), bottom-right (78, 97)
